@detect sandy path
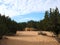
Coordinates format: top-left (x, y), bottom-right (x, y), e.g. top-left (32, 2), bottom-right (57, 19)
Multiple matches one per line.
top-left (0, 39), bottom-right (59, 45)
top-left (6, 35), bottom-right (57, 42)
top-left (0, 35), bottom-right (59, 45)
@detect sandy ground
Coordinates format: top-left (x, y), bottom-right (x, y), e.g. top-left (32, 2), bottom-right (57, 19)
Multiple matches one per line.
top-left (5, 35), bottom-right (57, 42)
top-left (0, 35), bottom-right (59, 45)
top-left (0, 31), bottom-right (60, 45)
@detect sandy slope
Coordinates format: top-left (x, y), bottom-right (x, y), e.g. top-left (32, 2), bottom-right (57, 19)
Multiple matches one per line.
top-left (6, 35), bottom-right (56, 42)
top-left (0, 31), bottom-right (59, 45)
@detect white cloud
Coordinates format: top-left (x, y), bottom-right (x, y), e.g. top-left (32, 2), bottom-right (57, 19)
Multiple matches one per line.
top-left (16, 17), bottom-right (37, 22)
top-left (0, 0), bottom-right (60, 17)
top-left (21, 18), bottom-right (35, 21)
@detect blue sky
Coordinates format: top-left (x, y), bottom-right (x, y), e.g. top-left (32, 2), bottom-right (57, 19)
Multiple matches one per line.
top-left (0, 0), bottom-right (60, 22)
top-left (11, 12), bottom-right (44, 22)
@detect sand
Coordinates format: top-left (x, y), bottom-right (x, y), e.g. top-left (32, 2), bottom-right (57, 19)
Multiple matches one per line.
top-left (0, 35), bottom-right (59, 45)
top-left (0, 31), bottom-right (59, 45)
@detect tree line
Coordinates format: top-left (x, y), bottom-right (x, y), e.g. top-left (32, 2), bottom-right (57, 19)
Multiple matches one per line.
top-left (0, 14), bottom-right (17, 39)
top-left (0, 7), bottom-right (60, 39)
